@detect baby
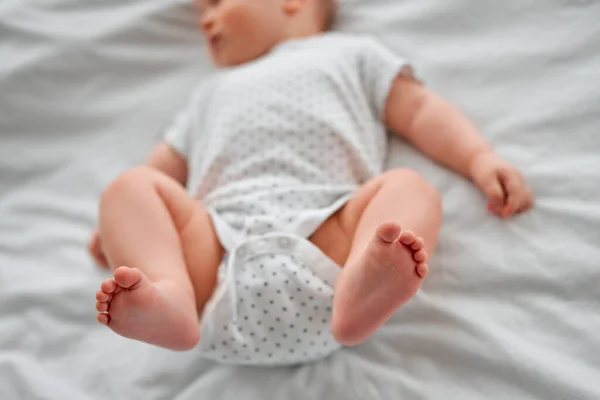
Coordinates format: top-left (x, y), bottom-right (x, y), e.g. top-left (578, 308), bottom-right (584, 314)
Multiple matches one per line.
top-left (90, 0), bottom-right (533, 365)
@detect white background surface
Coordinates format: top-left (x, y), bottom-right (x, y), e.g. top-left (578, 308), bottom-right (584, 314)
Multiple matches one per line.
top-left (1, 0), bottom-right (599, 399)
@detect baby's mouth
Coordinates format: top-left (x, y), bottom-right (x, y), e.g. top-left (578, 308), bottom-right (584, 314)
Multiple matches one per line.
top-left (209, 34), bottom-right (223, 52)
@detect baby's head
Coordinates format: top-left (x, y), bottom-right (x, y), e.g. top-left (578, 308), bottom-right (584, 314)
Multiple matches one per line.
top-left (196, 0), bottom-right (337, 67)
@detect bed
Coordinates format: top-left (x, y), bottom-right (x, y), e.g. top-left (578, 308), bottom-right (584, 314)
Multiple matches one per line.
top-left (1, 0), bottom-right (599, 399)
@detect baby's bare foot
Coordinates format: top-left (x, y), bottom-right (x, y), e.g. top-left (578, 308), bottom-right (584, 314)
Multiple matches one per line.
top-left (96, 266), bottom-right (199, 350)
top-left (332, 222), bottom-right (428, 346)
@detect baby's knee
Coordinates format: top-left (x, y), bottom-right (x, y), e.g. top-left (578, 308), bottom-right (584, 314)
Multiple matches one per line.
top-left (384, 168), bottom-right (442, 208)
top-left (382, 167), bottom-right (425, 186)
top-left (100, 166), bottom-right (156, 205)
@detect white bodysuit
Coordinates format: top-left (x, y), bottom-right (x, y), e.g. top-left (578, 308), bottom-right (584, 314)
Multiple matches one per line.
top-left (165, 33), bottom-right (409, 365)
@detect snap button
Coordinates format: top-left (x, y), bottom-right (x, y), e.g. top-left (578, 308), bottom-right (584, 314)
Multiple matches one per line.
top-left (257, 239), bottom-right (269, 251)
top-left (278, 237), bottom-right (291, 249)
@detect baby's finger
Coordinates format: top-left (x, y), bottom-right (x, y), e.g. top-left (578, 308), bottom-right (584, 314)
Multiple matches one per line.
top-left (89, 245), bottom-right (101, 263)
top-left (480, 176), bottom-right (506, 208)
top-left (90, 244), bottom-right (108, 267)
top-left (499, 170), bottom-right (525, 217)
top-left (96, 253), bottom-right (109, 268)
top-left (89, 242), bottom-right (100, 260)
top-left (488, 201), bottom-right (503, 216)
top-left (89, 233), bottom-right (109, 267)
top-left (517, 188), bottom-right (535, 214)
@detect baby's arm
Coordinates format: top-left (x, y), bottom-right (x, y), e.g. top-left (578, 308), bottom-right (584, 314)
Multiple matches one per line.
top-left (145, 142), bottom-right (188, 186)
top-left (385, 75), bottom-right (533, 218)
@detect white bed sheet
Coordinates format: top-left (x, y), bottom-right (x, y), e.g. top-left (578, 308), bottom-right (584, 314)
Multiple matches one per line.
top-left (1, 0), bottom-right (599, 399)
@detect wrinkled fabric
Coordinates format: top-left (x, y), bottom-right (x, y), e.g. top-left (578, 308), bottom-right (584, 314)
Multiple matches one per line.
top-left (1, 0), bottom-right (599, 399)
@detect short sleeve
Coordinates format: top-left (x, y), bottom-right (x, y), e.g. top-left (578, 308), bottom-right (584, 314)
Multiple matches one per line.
top-left (163, 80), bottom-right (211, 158)
top-left (359, 36), bottom-right (414, 120)
top-left (163, 106), bottom-right (193, 158)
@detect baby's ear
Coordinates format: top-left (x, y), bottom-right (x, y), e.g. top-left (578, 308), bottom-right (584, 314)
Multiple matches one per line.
top-left (282, 0), bottom-right (308, 14)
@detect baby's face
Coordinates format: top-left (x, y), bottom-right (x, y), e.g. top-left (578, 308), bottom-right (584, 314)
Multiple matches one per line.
top-left (196, 0), bottom-right (289, 67)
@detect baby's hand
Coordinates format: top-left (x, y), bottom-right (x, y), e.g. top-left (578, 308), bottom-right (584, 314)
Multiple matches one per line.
top-left (88, 228), bottom-right (109, 268)
top-left (469, 152), bottom-right (533, 218)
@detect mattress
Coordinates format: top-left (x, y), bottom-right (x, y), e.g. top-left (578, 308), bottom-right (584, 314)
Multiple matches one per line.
top-left (1, 0), bottom-right (599, 399)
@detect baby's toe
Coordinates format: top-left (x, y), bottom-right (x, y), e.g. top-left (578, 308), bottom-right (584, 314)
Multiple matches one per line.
top-left (414, 249), bottom-right (428, 263)
top-left (114, 266), bottom-right (143, 289)
top-left (96, 301), bottom-right (109, 312)
top-left (375, 222), bottom-right (401, 243)
top-left (416, 263), bottom-right (429, 279)
top-left (410, 237), bottom-right (425, 251)
top-left (96, 313), bottom-right (110, 325)
top-left (100, 278), bottom-right (118, 294)
top-left (96, 289), bottom-right (110, 302)
top-left (399, 230), bottom-right (416, 245)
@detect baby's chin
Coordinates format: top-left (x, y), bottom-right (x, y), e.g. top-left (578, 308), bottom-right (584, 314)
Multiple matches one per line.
top-left (209, 46), bottom-right (274, 68)
top-left (210, 53), bottom-right (247, 68)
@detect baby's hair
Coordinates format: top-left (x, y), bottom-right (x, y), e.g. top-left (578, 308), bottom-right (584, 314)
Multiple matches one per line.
top-left (321, 0), bottom-right (338, 31)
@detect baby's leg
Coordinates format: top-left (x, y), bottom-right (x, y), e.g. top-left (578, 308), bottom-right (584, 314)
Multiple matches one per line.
top-left (94, 166), bottom-right (223, 350)
top-left (330, 169), bottom-right (442, 346)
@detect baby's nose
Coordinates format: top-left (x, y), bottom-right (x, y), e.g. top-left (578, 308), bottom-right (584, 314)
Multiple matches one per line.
top-left (200, 13), bottom-right (215, 32)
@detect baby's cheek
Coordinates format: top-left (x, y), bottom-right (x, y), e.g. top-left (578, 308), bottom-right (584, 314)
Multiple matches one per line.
top-left (222, 2), bottom-right (262, 38)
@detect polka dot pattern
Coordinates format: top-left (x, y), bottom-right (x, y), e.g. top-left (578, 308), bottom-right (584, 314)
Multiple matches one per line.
top-left (164, 34), bottom-right (409, 238)
top-left (199, 235), bottom-right (341, 365)
top-left (163, 33), bottom-right (410, 365)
